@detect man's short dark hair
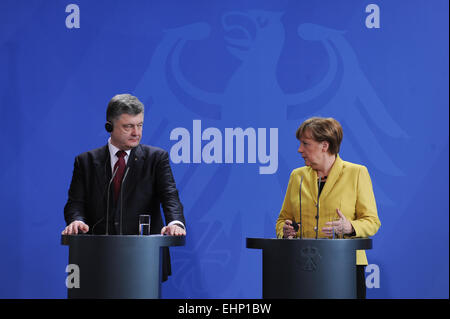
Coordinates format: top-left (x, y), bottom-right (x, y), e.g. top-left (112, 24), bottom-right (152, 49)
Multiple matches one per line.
top-left (106, 94), bottom-right (144, 123)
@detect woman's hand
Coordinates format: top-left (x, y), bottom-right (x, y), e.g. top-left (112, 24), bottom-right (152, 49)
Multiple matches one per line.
top-left (322, 209), bottom-right (354, 237)
top-left (283, 220), bottom-right (297, 239)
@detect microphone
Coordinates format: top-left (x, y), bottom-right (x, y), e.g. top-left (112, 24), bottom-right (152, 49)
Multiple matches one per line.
top-left (119, 167), bottom-right (130, 235)
top-left (106, 166), bottom-right (119, 235)
top-left (291, 176), bottom-right (304, 238)
top-left (298, 175), bottom-right (303, 239)
top-left (316, 176), bottom-right (321, 239)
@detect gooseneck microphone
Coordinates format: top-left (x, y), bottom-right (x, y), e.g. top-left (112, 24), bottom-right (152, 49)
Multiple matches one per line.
top-left (119, 167), bottom-right (130, 235)
top-left (106, 166), bottom-right (119, 235)
top-left (298, 175), bottom-right (303, 239)
top-left (291, 176), bottom-right (304, 238)
top-left (316, 176), bottom-right (321, 239)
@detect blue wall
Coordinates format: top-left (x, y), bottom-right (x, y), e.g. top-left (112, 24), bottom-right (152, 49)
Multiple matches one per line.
top-left (0, 0), bottom-right (448, 298)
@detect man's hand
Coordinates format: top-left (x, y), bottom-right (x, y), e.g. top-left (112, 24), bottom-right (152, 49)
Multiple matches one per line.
top-left (62, 220), bottom-right (89, 235)
top-left (161, 224), bottom-right (186, 236)
top-left (282, 220), bottom-right (297, 239)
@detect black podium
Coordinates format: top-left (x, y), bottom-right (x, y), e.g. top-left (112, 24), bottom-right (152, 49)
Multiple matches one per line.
top-left (61, 234), bottom-right (185, 299)
top-left (247, 238), bottom-right (372, 299)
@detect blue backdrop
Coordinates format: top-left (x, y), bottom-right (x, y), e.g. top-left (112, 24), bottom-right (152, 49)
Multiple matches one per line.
top-left (0, 0), bottom-right (448, 299)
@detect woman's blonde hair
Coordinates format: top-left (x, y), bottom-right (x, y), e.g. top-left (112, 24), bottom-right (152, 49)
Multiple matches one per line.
top-left (296, 117), bottom-right (343, 155)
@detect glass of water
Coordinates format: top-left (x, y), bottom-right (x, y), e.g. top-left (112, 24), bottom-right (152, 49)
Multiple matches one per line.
top-left (138, 214), bottom-right (150, 235)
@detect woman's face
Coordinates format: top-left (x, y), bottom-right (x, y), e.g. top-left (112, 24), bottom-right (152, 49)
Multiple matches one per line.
top-left (297, 130), bottom-right (327, 169)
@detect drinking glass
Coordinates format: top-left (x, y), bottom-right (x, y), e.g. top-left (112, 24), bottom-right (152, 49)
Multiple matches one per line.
top-left (138, 214), bottom-right (150, 235)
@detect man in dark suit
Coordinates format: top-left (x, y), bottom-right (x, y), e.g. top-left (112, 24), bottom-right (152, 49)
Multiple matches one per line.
top-left (62, 93), bottom-right (185, 281)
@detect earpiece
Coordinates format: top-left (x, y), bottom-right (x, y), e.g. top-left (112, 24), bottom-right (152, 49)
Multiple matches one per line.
top-left (105, 121), bottom-right (114, 133)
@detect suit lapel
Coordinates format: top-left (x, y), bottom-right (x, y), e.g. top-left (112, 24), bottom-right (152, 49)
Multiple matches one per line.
top-left (93, 145), bottom-right (111, 196)
top-left (305, 166), bottom-right (319, 205)
top-left (319, 155), bottom-right (344, 202)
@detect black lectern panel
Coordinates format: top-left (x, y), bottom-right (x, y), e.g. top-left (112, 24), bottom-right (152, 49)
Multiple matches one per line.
top-left (247, 238), bottom-right (372, 299)
top-left (61, 235), bottom-right (185, 299)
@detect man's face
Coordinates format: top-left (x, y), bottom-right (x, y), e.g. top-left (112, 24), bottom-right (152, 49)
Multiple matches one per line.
top-left (110, 113), bottom-right (144, 150)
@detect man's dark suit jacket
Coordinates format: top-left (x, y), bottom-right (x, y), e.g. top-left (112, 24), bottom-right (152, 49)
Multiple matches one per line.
top-left (64, 143), bottom-right (185, 281)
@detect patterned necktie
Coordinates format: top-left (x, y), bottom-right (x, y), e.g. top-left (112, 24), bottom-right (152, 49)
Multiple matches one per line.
top-left (113, 150), bottom-right (127, 201)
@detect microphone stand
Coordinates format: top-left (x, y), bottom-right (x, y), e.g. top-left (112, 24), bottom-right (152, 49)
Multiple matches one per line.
top-left (119, 167), bottom-right (130, 235)
top-left (106, 166), bottom-right (119, 235)
top-left (315, 176), bottom-right (321, 239)
top-left (299, 175), bottom-right (303, 239)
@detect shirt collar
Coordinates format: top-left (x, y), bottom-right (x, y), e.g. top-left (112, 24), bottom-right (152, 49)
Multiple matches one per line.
top-left (108, 137), bottom-right (131, 158)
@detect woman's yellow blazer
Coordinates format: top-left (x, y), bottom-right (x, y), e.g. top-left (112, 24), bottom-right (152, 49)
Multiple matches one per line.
top-left (276, 155), bottom-right (381, 265)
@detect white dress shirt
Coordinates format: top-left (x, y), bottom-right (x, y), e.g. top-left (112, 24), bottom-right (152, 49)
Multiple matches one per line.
top-left (108, 138), bottom-right (131, 172)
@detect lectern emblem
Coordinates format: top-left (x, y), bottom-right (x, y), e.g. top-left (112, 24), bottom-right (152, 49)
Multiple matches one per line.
top-left (299, 246), bottom-right (322, 272)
